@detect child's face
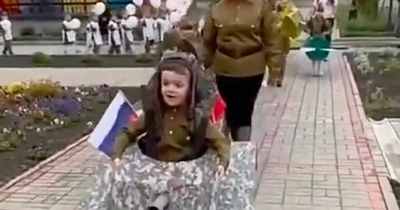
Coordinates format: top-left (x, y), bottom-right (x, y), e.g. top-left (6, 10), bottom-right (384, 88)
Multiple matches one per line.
top-left (161, 70), bottom-right (190, 107)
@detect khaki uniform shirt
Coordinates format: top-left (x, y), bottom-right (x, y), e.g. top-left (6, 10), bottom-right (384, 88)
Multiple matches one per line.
top-left (202, 0), bottom-right (284, 77)
top-left (112, 108), bottom-right (231, 168)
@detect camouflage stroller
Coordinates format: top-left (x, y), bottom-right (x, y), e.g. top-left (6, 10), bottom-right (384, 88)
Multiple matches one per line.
top-left (80, 52), bottom-right (256, 210)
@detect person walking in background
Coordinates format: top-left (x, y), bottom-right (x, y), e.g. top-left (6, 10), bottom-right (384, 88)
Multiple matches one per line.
top-left (142, 14), bottom-right (156, 54)
top-left (305, 4), bottom-right (331, 76)
top-left (107, 13), bottom-right (122, 55)
top-left (202, 0), bottom-right (284, 142)
top-left (348, 0), bottom-right (357, 20)
top-left (87, 13), bottom-right (103, 54)
top-left (61, 13), bottom-right (77, 54)
top-left (98, 0), bottom-right (111, 45)
top-left (265, 0), bottom-right (292, 88)
top-left (156, 15), bottom-right (171, 43)
top-left (121, 11), bottom-right (134, 54)
top-left (312, 0), bottom-right (337, 42)
top-left (0, 12), bottom-right (13, 55)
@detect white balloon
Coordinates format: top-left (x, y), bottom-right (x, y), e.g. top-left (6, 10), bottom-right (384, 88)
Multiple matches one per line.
top-left (150, 0), bottom-right (161, 8)
top-left (125, 16), bottom-right (138, 28)
top-left (125, 3), bottom-right (136, 15)
top-left (166, 0), bottom-right (178, 10)
top-left (70, 18), bottom-right (81, 29)
top-left (93, 2), bottom-right (106, 15)
top-left (133, 0), bottom-right (143, 6)
top-left (169, 11), bottom-right (183, 23)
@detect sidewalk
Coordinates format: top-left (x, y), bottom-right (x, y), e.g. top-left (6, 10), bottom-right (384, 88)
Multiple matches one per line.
top-left (254, 51), bottom-right (398, 209)
top-left (0, 51), bottom-right (398, 210)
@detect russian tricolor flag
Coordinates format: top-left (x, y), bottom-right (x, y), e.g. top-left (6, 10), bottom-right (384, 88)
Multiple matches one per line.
top-left (88, 90), bottom-right (138, 157)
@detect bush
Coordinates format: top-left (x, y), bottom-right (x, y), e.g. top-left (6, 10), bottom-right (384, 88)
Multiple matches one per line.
top-left (31, 52), bottom-right (53, 66)
top-left (23, 79), bottom-right (61, 98)
top-left (135, 53), bottom-right (155, 63)
top-left (20, 27), bottom-right (35, 36)
top-left (42, 27), bottom-right (62, 37)
top-left (345, 17), bottom-right (388, 32)
top-left (336, 4), bottom-right (392, 36)
top-left (80, 54), bottom-right (102, 66)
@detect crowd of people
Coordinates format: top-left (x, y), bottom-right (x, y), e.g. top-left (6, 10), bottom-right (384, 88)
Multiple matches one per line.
top-left (63, 8), bottom-right (173, 55)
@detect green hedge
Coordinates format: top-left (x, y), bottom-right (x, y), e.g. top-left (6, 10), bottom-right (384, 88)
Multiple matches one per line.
top-left (336, 4), bottom-right (393, 37)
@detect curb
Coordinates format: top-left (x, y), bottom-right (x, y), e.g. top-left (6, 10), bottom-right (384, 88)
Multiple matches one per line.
top-left (341, 55), bottom-right (400, 210)
top-left (0, 135), bottom-right (89, 195)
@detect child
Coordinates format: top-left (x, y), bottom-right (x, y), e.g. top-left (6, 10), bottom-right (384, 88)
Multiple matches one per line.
top-left (111, 43), bottom-right (230, 170)
top-left (121, 12), bottom-right (134, 54)
top-left (0, 12), bottom-right (13, 56)
top-left (348, 0), bottom-right (357, 20)
top-left (305, 4), bottom-right (331, 76)
top-left (61, 14), bottom-right (77, 54)
top-left (266, 0), bottom-right (293, 88)
top-left (107, 13), bottom-right (122, 55)
top-left (142, 14), bottom-right (156, 53)
top-left (86, 13), bottom-right (103, 54)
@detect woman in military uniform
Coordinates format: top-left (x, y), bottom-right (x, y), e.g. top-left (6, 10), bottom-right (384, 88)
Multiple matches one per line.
top-left (201, 0), bottom-right (284, 142)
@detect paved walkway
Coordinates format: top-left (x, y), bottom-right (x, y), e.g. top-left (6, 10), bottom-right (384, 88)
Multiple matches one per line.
top-left (0, 51), bottom-right (398, 210)
top-left (254, 51), bottom-right (398, 210)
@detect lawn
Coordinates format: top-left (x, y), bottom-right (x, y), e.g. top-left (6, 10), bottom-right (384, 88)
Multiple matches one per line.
top-left (336, 4), bottom-right (395, 37)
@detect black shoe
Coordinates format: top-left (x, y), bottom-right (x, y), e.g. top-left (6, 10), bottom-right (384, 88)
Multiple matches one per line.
top-left (276, 80), bottom-right (283, 88)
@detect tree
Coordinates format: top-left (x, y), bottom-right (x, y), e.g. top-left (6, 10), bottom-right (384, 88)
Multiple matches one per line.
top-left (357, 0), bottom-right (378, 19)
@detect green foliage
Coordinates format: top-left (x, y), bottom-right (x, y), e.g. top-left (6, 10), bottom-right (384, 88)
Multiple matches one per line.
top-left (336, 4), bottom-right (391, 36)
top-left (357, 0), bottom-right (378, 19)
top-left (20, 27), bottom-right (35, 36)
top-left (42, 28), bottom-right (61, 37)
top-left (81, 54), bottom-right (102, 66)
top-left (0, 131), bottom-right (23, 152)
top-left (23, 80), bottom-right (60, 98)
top-left (135, 53), bottom-right (155, 63)
top-left (31, 52), bottom-right (53, 66)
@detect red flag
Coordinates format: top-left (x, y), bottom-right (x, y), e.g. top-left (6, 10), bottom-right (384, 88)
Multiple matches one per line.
top-left (210, 92), bottom-right (226, 123)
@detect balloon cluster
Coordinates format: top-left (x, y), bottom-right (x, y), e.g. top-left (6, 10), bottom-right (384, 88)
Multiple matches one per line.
top-left (124, 3), bottom-right (139, 28)
top-left (91, 0), bottom-right (192, 28)
top-left (166, 0), bottom-right (192, 24)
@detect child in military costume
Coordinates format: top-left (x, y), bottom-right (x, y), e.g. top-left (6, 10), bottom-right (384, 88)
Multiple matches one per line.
top-left (266, 0), bottom-right (291, 87)
top-left (112, 42), bottom-right (231, 170)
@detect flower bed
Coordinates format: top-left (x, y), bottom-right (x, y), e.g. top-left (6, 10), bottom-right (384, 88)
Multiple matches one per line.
top-left (0, 80), bottom-right (140, 187)
top-left (346, 49), bottom-right (400, 120)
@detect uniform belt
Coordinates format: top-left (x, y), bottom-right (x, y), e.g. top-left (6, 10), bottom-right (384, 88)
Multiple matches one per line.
top-left (217, 46), bottom-right (263, 59)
